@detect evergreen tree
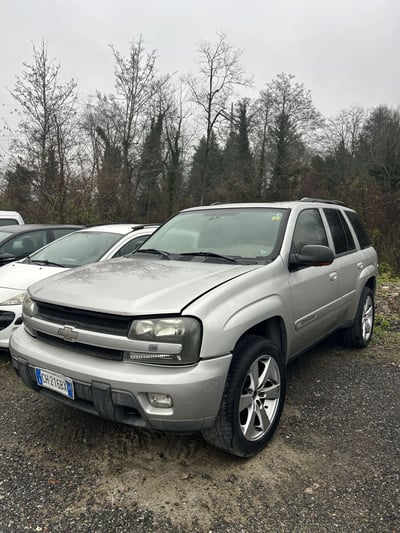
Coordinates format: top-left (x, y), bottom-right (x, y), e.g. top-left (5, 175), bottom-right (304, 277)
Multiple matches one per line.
top-left (261, 73), bottom-right (320, 200)
top-left (136, 114), bottom-right (164, 221)
top-left (3, 164), bottom-right (34, 220)
top-left (220, 101), bottom-right (254, 201)
top-left (96, 126), bottom-right (122, 221)
top-left (188, 134), bottom-right (223, 204)
top-left (359, 105), bottom-right (400, 191)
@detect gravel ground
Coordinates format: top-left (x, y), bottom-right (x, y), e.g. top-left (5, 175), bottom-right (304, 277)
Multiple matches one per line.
top-left (0, 283), bottom-right (399, 533)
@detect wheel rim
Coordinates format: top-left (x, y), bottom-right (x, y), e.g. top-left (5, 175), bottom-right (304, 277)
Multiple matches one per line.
top-left (362, 295), bottom-right (374, 342)
top-left (238, 355), bottom-right (281, 441)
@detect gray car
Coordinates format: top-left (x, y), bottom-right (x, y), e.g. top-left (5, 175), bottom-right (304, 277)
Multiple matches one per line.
top-left (0, 224), bottom-right (83, 266)
top-left (10, 199), bottom-right (378, 457)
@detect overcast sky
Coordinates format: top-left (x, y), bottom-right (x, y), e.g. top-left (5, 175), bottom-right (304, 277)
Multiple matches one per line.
top-left (1, 0), bottom-right (399, 156)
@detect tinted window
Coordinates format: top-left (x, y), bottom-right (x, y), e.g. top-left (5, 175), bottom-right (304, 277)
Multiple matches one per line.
top-left (114, 235), bottom-right (150, 257)
top-left (324, 208), bottom-right (355, 255)
top-left (0, 230), bottom-right (48, 257)
top-left (292, 209), bottom-right (328, 253)
top-left (345, 211), bottom-right (371, 249)
top-left (52, 228), bottom-right (78, 239)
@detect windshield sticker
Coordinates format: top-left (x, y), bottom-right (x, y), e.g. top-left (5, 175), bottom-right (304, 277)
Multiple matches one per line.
top-left (271, 213), bottom-right (282, 221)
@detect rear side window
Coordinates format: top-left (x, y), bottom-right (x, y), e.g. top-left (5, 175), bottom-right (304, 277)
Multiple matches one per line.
top-left (113, 235), bottom-right (150, 257)
top-left (345, 211), bottom-right (372, 249)
top-left (324, 208), bottom-right (355, 255)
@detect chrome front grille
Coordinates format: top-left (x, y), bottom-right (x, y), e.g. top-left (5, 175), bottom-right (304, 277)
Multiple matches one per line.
top-left (36, 331), bottom-right (124, 361)
top-left (36, 302), bottom-right (131, 336)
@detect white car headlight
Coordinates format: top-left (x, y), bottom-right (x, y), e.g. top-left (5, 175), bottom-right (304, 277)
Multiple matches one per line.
top-left (1, 291), bottom-right (27, 306)
top-left (125, 316), bottom-right (202, 365)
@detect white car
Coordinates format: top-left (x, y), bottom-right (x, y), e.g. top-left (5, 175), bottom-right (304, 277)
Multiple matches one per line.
top-left (0, 210), bottom-right (24, 226)
top-left (0, 224), bottom-right (157, 349)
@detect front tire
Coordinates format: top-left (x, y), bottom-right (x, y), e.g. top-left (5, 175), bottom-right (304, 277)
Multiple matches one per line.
top-left (202, 335), bottom-right (286, 457)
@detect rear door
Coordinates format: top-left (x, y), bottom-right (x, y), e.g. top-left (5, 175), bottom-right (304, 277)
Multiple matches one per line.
top-left (322, 208), bottom-right (361, 318)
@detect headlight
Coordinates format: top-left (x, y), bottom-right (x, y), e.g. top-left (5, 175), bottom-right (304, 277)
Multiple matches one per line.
top-left (22, 293), bottom-right (38, 317)
top-left (125, 317), bottom-right (202, 365)
top-left (1, 291), bottom-right (27, 306)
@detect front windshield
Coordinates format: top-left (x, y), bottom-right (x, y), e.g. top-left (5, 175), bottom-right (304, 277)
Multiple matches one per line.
top-left (25, 230), bottom-right (123, 267)
top-left (139, 207), bottom-right (287, 264)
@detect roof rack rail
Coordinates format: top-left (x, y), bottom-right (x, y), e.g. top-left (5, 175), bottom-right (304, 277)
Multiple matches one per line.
top-left (300, 197), bottom-right (347, 207)
top-left (85, 223), bottom-right (159, 230)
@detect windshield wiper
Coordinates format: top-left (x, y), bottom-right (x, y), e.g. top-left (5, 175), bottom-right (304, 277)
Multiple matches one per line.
top-left (179, 252), bottom-right (239, 264)
top-left (29, 259), bottom-right (65, 267)
top-left (136, 248), bottom-right (171, 259)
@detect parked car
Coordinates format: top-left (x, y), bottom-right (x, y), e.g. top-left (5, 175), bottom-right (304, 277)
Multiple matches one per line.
top-left (0, 210), bottom-right (24, 226)
top-left (0, 224), bottom-right (83, 267)
top-left (10, 200), bottom-right (377, 457)
top-left (0, 224), bottom-right (157, 349)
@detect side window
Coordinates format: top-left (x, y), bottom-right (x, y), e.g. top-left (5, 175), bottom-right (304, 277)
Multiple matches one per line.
top-left (113, 235), bottom-right (149, 257)
top-left (345, 211), bottom-right (371, 249)
top-left (52, 228), bottom-right (76, 240)
top-left (292, 209), bottom-right (328, 253)
top-left (7, 230), bottom-right (48, 257)
top-left (324, 208), bottom-right (355, 255)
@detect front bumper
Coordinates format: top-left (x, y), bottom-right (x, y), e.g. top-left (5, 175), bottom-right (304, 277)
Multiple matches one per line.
top-left (10, 326), bottom-right (232, 432)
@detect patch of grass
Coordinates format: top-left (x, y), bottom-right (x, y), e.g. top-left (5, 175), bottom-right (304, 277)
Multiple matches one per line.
top-left (374, 314), bottom-right (391, 339)
top-left (378, 263), bottom-right (400, 284)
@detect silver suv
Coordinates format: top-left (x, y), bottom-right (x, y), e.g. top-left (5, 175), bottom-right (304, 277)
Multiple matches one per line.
top-left (10, 200), bottom-right (378, 457)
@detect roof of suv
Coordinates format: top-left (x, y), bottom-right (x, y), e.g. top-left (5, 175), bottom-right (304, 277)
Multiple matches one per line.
top-left (183, 199), bottom-right (351, 212)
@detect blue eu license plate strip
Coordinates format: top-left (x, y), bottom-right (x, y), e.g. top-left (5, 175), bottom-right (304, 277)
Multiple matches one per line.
top-left (35, 367), bottom-right (74, 399)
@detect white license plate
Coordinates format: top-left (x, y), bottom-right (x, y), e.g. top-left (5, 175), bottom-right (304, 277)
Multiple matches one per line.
top-left (35, 367), bottom-right (74, 399)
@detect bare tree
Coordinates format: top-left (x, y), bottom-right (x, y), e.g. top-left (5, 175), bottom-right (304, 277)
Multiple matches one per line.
top-left (185, 33), bottom-right (251, 204)
top-left (110, 37), bottom-right (169, 220)
top-left (160, 81), bottom-right (193, 215)
top-left (10, 40), bottom-right (78, 221)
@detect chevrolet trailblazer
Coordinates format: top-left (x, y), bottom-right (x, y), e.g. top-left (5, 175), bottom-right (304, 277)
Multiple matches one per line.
top-left (10, 199), bottom-right (377, 457)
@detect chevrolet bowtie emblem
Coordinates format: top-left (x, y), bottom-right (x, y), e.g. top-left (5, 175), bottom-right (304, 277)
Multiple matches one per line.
top-left (58, 325), bottom-right (78, 342)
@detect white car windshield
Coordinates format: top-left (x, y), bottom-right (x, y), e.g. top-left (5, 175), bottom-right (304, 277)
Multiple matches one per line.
top-left (139, 207), bottom-right (288, 264)
top-left (25, 231), bottom-right (123, 267)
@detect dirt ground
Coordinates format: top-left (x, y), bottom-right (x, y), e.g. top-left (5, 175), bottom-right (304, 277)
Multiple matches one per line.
top-left (0, 283), bottom-right (399, 532)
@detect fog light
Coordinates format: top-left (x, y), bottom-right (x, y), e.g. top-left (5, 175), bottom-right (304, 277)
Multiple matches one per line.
top-left (147, 393), bottom-right (173, 408)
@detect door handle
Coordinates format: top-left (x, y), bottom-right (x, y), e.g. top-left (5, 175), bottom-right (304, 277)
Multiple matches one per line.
top-left (330, 272), bottom-right (338, 281)
top-left (357, 262), bottom-right (364, 270)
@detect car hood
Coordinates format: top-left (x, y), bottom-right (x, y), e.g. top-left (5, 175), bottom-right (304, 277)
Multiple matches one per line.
top-left (29, 257), bottom-right (261, 315)
top-left (0, 261), bottom-right (66, 292)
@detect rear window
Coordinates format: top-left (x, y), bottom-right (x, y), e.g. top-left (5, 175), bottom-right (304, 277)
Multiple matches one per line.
top-left (345, 211), bottom-right (372, 249)
top-left (0, 219), bottom-right (19, 226)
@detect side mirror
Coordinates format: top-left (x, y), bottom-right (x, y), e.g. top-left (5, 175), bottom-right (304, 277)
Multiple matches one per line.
top-left (0, 252), bottom-right (17, 266)
top-left (290, 245), bottom-right (334, 270)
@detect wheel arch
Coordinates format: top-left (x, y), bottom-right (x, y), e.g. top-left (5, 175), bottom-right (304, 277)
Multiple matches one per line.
top-left (234, 316), bottom-right (287, 363)
top-left (365, 275), bottom-right (376, 295)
